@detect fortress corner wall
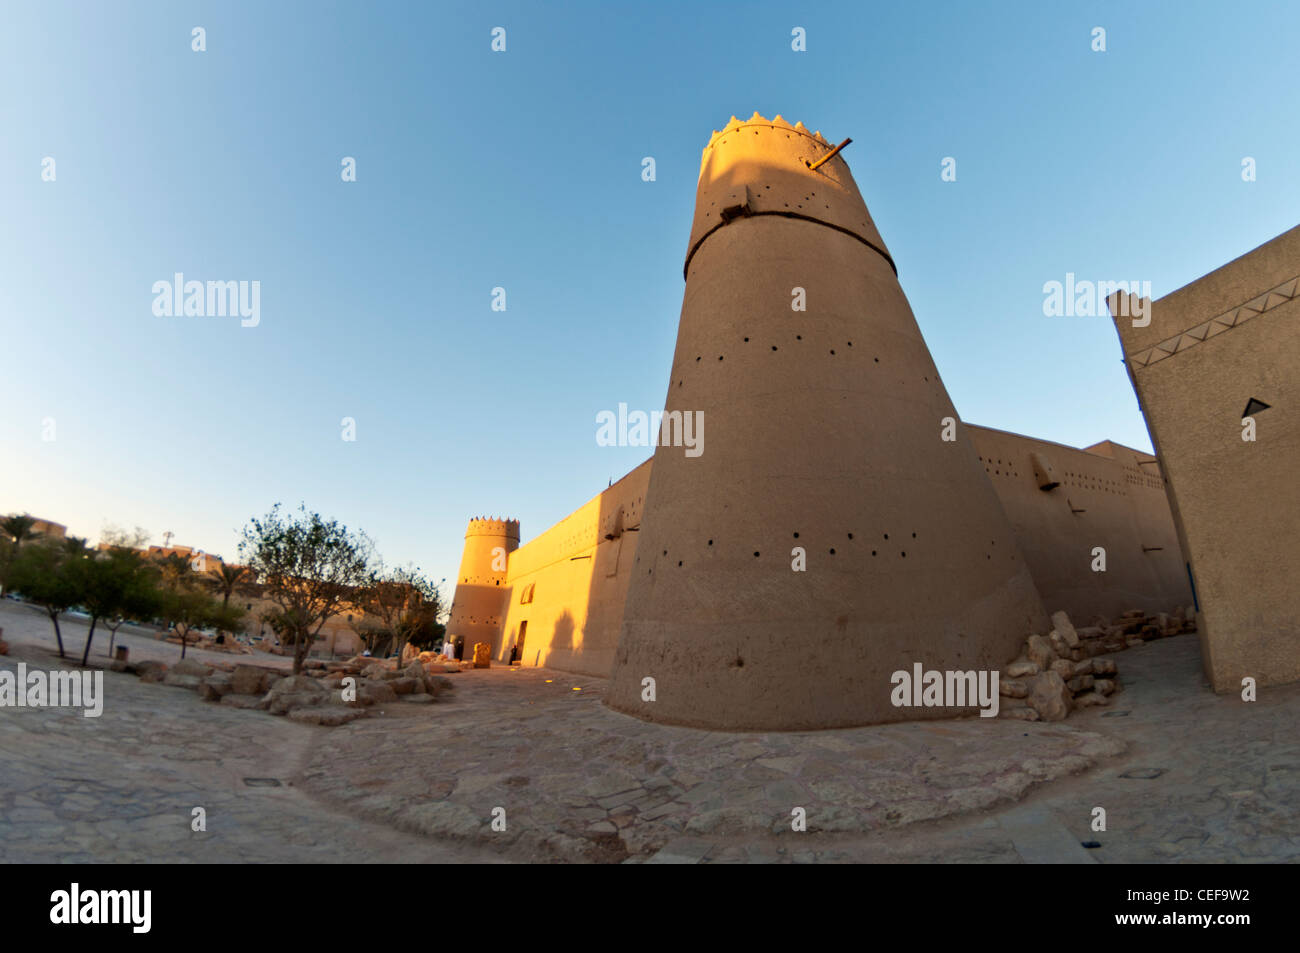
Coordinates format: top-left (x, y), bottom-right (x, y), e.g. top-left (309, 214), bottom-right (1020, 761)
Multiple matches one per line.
top-left (1108, 225), bottom-right (1300, 691)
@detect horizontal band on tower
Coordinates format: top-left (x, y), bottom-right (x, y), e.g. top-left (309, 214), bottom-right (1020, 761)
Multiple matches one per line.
top-left (684, 210), bottom-right (898, 280)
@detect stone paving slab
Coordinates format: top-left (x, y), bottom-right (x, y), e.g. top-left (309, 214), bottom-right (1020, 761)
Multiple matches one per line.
top-left (645, 837), bottom-right (714, 864)
top-left (996, 805), bottom-right (1097, 864)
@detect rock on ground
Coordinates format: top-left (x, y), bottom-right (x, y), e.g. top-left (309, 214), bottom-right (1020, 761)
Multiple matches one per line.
top-left (134, 660), bottom-right (168, 683)
top-left (1028, 671), bottom-right (1072, 722)
top-left (172, 658), bottom-right (214, 678)
top-left (231, 664), bottom-right (273, 695)
top-left (1026, 634), bottom-right (1056, 671)
top-left (162, 672), bottom-right (203, 689)
top-left (1051, 610), bottom-right (1080, 647)
top-left (1005, 658), bottom-right (1038, 678)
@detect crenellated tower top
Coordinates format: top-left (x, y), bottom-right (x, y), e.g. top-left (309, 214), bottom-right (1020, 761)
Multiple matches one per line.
top-left (465, 517), bottom-right (520, 540)
top-left (686, 111), bottom-right (895, 279)
top-left (702, 112), bottom-right (832, 155)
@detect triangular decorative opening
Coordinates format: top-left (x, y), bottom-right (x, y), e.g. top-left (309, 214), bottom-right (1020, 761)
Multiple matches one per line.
top-left (1242, 397), bottom-right (1271, 418)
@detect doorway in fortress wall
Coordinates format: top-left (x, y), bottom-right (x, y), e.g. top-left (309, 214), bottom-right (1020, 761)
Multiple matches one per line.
top-left (513, 621), bottom-right (527, 664)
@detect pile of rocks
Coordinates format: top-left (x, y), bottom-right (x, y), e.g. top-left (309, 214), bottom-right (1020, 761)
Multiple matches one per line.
top-left (117, 654), bottom-right (457, 727)
top-left (1080, 605), bottom-right (1196, 651)
top-left (997, 605), bottom-right (1190, 723)
top-left (160, 631), bottom-right (254, 655)
top-left (198, 635), bottom-right (255, 655)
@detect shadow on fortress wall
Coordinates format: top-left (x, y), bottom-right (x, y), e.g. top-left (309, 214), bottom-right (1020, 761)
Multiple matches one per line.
top-left (532, 609), bottom-right (575, 669)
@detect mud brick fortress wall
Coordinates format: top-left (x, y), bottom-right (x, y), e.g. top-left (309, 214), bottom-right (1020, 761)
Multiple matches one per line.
top-left (1108, 225), bottom-right (1300, 693)
top-left (967, 426), bottom-right (1190, 624)
top-left (448, 425), bottom-right (1192, 688)
top-left (492, 461), bottom-right (652, 678)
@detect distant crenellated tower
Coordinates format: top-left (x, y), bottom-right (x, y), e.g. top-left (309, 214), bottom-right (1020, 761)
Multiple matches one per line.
top-left (445, 517), bottom-right (519, 658)
top-left (607, 112), bottom-right (1050, 730)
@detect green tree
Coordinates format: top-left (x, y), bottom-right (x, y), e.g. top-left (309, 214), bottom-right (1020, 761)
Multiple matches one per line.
top-left (72, 547), bottom-right (159, 666)
top-left (163, 586), bottom-right (244, 659)
top-left (238, 504), bottom-right (373, 674)
top-left (5, 539), bottom-right (79, 657)
top-left (409, 613), bottom-right (446, 653)
top-left (356, 564), bottom-right (444, 665)
top-left (105, 560), bottom-right (162, 658)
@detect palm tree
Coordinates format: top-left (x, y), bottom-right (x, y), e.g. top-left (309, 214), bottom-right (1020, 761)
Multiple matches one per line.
top-left (1, 514), bottom-right (39, 548)
top-left (0, 514), bottom-right (41, 595)
top-left (207, 563), bottom-right (249, 610)
top-left (206, 563), bottom-right (249, 642)
top-left (150, 551), bottom-right (194, 641)
top-left (158, 552), bottom-right (192, 592)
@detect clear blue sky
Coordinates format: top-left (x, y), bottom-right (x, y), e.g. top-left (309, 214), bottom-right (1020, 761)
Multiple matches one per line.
top-left (3, 1), bottom-right (1298, 591)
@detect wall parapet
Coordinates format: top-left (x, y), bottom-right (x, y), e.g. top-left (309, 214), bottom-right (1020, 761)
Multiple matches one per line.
top-left (464, 517), bottom-right (520, 540)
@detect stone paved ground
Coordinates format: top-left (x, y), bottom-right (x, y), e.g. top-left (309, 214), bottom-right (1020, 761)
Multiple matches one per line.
top-left (2, 602), bottom-right (1297, 862)
top-left (299, 669), bottom-right (1127, 862)
top-left (0, 604), bottom-right (496, 863)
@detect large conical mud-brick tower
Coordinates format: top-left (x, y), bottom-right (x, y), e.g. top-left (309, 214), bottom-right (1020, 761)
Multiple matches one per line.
top-left (607, 113), bottom-right (1049, 730)
top-left (445, 517), bottom-right (519, 659)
